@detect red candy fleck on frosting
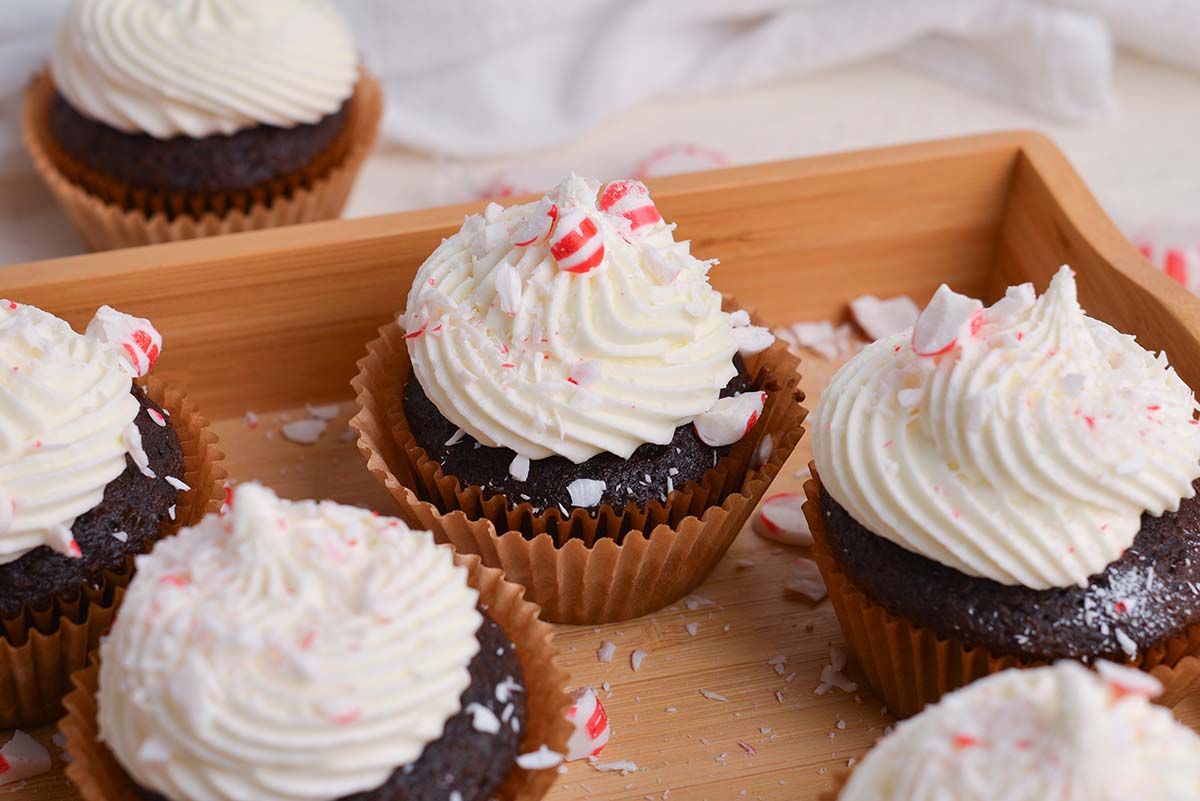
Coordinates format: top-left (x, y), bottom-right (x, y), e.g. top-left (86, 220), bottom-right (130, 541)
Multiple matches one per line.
top-left (549, 210), bottom-right (605, 273)
top-left (598, 180), bottom-right (661, 233)
top-left (953, 734), bottom-right (980, 749)
top-left (403, 324), bottom-right (427, 340)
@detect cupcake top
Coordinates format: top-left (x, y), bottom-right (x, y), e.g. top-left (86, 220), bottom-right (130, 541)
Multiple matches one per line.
top-left (0, 302), bottom-right (162, 565)
top-left (403, 175), bottom-right (773, 463)
top-left (839, 661), bottom-right (1200, 800)
top-left (813, 266), bottom-right (1200, 589)
top-left (97, 483), bottom-right (483, 801)
top-left (51, 0), bottom-right (358, 139)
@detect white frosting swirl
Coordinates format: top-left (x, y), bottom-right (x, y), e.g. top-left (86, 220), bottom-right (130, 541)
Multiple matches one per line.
top-left (98, 483), bottom-right (482, 801)
top-left (839, 662), bottom-right (1200, 801)
top-left (813, 266), bottom-right (1200, 589)
top-left (51, 0), bottom-right (358, 139)
top-left (405, 175), bottom-right (767, 463)
top-left (0, 302), bottom-right (156, 565)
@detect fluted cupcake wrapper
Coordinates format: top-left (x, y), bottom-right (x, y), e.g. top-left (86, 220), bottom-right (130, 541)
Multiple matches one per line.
top-left (22, 69), bottom-right (382, 251)
top-left (60, 552), bottom-right (572, 801)
top-left (803, 463), bottom-right (1200, 720)
top-left (351, 302), bottom-right (807, 624)
top-left (0, 378), bottom-right (226, 728)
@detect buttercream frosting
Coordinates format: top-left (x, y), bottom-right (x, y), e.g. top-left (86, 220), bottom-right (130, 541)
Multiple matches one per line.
top-left (403, 175), bottom-right (773, 463)
top-left (813, 266), bottom-right (1200, 589)
top-left (0, 301), bottom-right (162, 565)
top-left (98, 483), bottom-right (483, 801)
top-left (51, 0), bottom-right (358, 139)
top-left (839, 661), bottom-right (1200, 800)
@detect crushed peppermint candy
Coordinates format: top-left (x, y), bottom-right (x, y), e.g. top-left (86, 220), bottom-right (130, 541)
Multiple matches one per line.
top-left (304, 402), bottom-right (341, 421)
top-left (466, 703), bottom-right (501, 734)
top-left (509, 454), bottom-right (530, 482)
top-left (911, 284), bottom-right (983, 357)
top-left (698, 689), bottom-right (728, 702)
top-left (693, 391), bottom-right (766, 447)
top-left (849, 294), bottom-right (920, 341)
top-left (752, 494), bottom-right (812, 546)
top-left (597, 640), bottom-right (617, 663)
top-left (567, 478), bottom-right (606, 507)
top-left (445, 428), bottom-right (467, 447)
top-left (589, 758), bottom-right (639, 775)
top-left (565, 687), bottom-right (611, 760)
top-left (110, 529), bottom-right (128, 542)
top-left (145, 408), bottom-right (167, 427)
top-left (784, 558), bottom-right (826, 602)
top-left (0, 731), bottom-right (51, 786)
top-left (164, 476), bottom-right (190, 492)
top-left (280, 419), bottom-right (326, 445)
top-left (243, 410), bottom-right (260, 429)
top-left (685, 622), bottom-right (700, 637)
top-left (516, 745), bottom-right (564, 770)
top-left (751, 433), bottom-right (774, 469)
top-left (631, 649), bottom-right (647, 672)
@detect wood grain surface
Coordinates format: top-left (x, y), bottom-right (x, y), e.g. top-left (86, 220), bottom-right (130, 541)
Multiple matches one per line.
top-left (2, 133), bottom-right (1198, 801)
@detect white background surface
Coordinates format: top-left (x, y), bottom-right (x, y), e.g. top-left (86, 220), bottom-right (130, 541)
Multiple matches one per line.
top-left (2, 52), bottom-right (1197, 266)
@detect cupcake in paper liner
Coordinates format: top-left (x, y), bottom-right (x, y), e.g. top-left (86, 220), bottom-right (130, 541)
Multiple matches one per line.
top-left (807, 265), bottom-right (1200, 719)
top-left (352, 175), bottom-right (806, 622)
top-left (22, 0), bottom-right (382, 251)
top-left (60, 483), bottom-right (571, 801)
top-left (0, 301), bottom-right (225, 728)
top-left (825, 662), bottom-right (1200, 800)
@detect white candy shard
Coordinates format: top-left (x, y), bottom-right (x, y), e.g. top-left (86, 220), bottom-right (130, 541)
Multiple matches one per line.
top-left (987, 281), bottom-right (1036, 320)
top-left (596, 640), bottom-right (616, 663)
top-left (567, 478), bottom-right (606, 507)
top-left (509, 454), bottom-right (530, 482)
top-left (590, 759), bottom-right (639, 774)
top-left (516, 745), bottom-right (564, 771)
top-left (753, 494), bottom-right (813, 546)
top-left (494, 261), bottom-right (524, 314)
top-left (512, 198), bottom-right (558, 246)
top-left (752, 433), bottom-right (773, 469)
top-left (466, 703), bottom-right (502, 734)
top-left (631, 649), bottom-right (647, 672)
top-left (568, 360), bottom-right (602, 389)
top-left (732, 325), bottom-right (775, 356)
top-left (565, 687), bottom-right (611, 761)
top-left (304, 402), bottom-right (341, 421)
top-left (784, 558), bottom-right (826, 601)
top-left (911, 284), bottom-right (983, 357)
top-left (124, 422), bottom-right (155, 478)
top-left (165, 476), bottom-right (190, 492)
top-left (280, 419), bottom-right (326, 445)
top-left (693, 392), bottom-right (766, 447)
top-left (849, 294), bottom-right (920, 341)
top-left (86, 306), bottom-right (162, 378)
top-left (0, 731), bottom-right (51, 786)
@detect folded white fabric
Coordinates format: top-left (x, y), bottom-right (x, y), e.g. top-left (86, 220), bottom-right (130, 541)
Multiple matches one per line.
top-left (0, 0), bottom-right (1194, 171)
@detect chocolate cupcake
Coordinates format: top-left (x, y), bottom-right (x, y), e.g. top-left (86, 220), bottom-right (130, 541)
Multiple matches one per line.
top-left (829, 662), bottom-right (1200, 800)
top-left (23, 0), bottom-right (382, 249)
top-left (353, 176), bottom-right (807, 622)
top-left (0, 301), bottom-right (224, 727)
top-left (61, 484), bottom-right (569, 801)
top-left (809, 266), bottom-right (1200, 717)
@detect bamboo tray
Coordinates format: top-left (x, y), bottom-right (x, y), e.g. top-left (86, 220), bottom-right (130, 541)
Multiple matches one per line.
top-left (3, 132), bottom-right (1199, 801)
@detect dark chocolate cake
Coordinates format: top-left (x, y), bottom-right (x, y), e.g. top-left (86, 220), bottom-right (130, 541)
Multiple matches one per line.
top-left (820, 483), bottom-right (1200, 663)
top-left (0, 385), bottom-right (184, 620)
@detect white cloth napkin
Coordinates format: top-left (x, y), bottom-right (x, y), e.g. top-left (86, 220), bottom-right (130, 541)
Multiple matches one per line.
top-left (0, 0), bottom-right (1196, 172)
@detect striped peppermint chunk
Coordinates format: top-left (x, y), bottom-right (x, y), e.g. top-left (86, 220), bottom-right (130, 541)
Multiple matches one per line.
top-left (550, 210), bottom-right (605, 273)
top-left (598, 180), bottom-right (661, 233)
top-left (512, 198), bottom-right (558, 246)
top-left (86, 306), bottom-right (162, 377)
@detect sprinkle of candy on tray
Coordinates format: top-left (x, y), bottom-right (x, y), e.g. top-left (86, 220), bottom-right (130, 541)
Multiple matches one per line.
top-left (281, 419), bottom-right (326, 445)
top-left (597, 641), bottom-right (616, 663)
top-left (698, 689), bottom-right (728, 702)
top-left (631, 649), bottom-right (647, 672)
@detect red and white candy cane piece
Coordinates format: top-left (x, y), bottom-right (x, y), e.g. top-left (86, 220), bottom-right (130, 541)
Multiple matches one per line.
top-left (598, 180), bottom-right (661, 233)
top-left (513, 198), bottom-right (559, 247)
top-left (550, 210), bottom-right (605, 273)
top-left (0, 485), bottom-right (13, 535)
top-left (86, 305), bottom-right (162, 377)
top-left (564, 687), bottom-right (611, 761)
top-left (693, 391), bottom-right (766, 447)
top-left (752, 493), bottom-right (813, 546)
top-left (0, 730), bottom-right (52, 785)
top-left (910, 285), bottom-right (983, 357)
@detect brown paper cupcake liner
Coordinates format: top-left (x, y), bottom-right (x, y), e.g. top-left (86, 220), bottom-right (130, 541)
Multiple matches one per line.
top-left (61, 552), bottom-right (572, 801)
top-left (22, 68), bottom-right (383, 251)
top-left (351, 302), bottom-right (807, 624)
top-left (803, 463), bottom-right (1200, 719)
top-left (0, 377), bottom-right (226, 728)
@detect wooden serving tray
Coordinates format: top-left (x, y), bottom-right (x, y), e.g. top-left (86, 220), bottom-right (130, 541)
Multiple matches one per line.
top-left (4, 132), bottom-right (1200, 801)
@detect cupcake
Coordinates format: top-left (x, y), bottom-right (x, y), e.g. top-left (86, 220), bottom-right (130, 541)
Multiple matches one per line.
top-left (23, 0), bottom-right (382, 250)
top-left (60, 483), bottom-right (570, 801)
top-left (829, 661), bottom-right (1200, 800)
top-left (353, 175), bottom-right (807, 622)
top-left (808, 265), bottom-right (1200, 717)
top-left (0, 301), bottom-right (224, 728)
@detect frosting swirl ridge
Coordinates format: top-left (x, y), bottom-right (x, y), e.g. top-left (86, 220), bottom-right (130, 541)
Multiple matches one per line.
top-left (51, 0), bottom-right (358, 139)
top-left (98, 483), bottom-right (482, 801)
top-left (839, 662), bottom-right (1200, 800)
top-left (404, 175), bottom-right (767, 463)
top-left (813, 266), bottom-right (1200, 589)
